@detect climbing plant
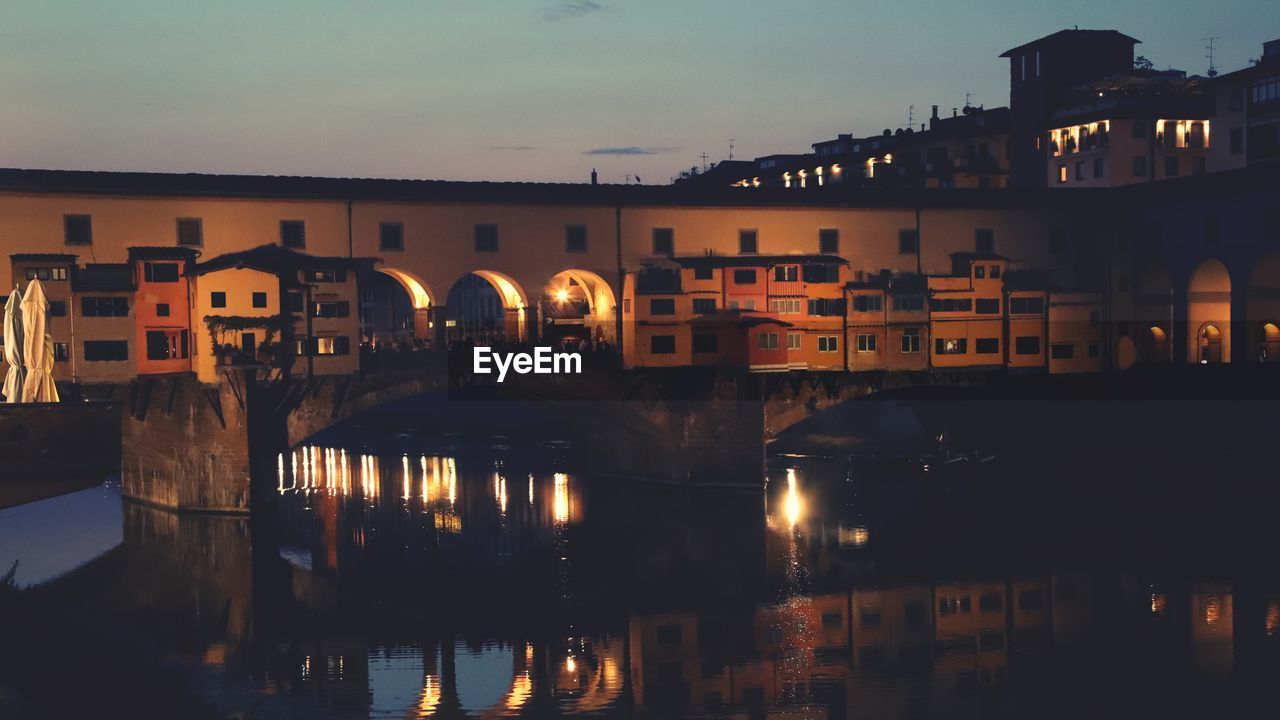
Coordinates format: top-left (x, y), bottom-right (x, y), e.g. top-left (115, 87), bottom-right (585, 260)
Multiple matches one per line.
top-left (203, 314), bottom-right (294, 355)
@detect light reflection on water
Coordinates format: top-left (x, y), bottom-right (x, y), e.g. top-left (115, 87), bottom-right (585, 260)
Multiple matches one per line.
top-left (8, 445), bottom-right (1280, 718)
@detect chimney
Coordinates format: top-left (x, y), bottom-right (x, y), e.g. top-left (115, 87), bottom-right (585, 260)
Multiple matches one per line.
top-left (590, 168), bottom-right (598, 185)
top-left (931, 104), bottom-right (939, 120)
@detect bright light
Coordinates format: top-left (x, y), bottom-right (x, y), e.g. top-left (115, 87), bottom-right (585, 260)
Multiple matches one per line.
top-left (566, 655), bottom-right (577, 673)
top-left (554, 288), bottom-right (570, 304)
top-left (554, 473), bottom-right (570, 523)
top-left (784, 468), bottom-right (803, 528)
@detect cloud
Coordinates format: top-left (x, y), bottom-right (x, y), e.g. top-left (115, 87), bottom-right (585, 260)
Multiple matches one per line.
top-left (545, 1), bottom-right (606, 21)
top-left (582, 146), bottom-right (678, 156)
top-left (488, 145), bottom-right (537, 151)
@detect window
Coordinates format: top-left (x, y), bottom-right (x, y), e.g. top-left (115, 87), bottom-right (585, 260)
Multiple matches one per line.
top-left (24, 267), bottom-right (68, 281)
top-left (974, 265), bottom-right (985, 279)
top-left (1015, 336), bottom-right (1041, 355)
top-left (975, 298), bottom-right (1000, 314)
top-left (145, 330), bottom-right (189, 361)
top-left (306, 269), bottom-right (346, 283)
top-left (856, 333), bottom-right (877, 352)
top-left (1008, 296), bottom-right (1044, 314)
top-left (156, 303), bottom-right (169, 317)
top-left (53, 342), bottom-right (69, 362)
top-left (692, 298), bottom-right (716, 314)
top-left (474, 224), bottom-right (498, 252)
top-left (1089, 310), bottom-right (1100, 327)
top-left (893, 295), bottom-right (924, 312)
top-left (650, 335), bottom-right (676, 354)
top-left (1253, 75), bottom-right (1280, 104)
top-left (898, 229), bottom-right (918, 254)
top-left (974, 228), bottom-right (994, 253)
top-left (738, 229), bottom-right (758, 254)
top-left (808, 298), bottom-right (844, 316)
top-left (930, 298), bottom-right (973, 312)
top-left (692, 333), bottom-right (718, 353)
top-left (1049, 228), bottom-right (1066, 254)
top-left (975, 338), bottom-right (999, 354)
top-left (1093, 157), bottom-right (1104, 178)
top-left (1230, 128), bottom-right (1244, 155)
top-left (693, 266), bottom-right (713, 280)
top-left (819, 228), bottom-right (839, 254)
top-left (280, 220), bottom-right (306, 248)
top-left (852, 295), bottom-right (882, 312)
top-left (63, 214), bottom-right (92, 245)
top-left (733, 269), bottom-right (757, 284)
top-left (901, 327), bottom-right (921, 353)
top-left (802, 264), bottom-right (840, 283)
top-left (817, 336), bottom-right (839, 353)
top-left (81, 296), bottom-right (129, 317)
top-left (649, 298), bottom-right (676, 315)
top-left (1205, 216), bottom-right (1220, 245)
top-left (652, 227), bottom-right (674, 255)
top-left (84, 339), bottom-right (128, 361)
top-left (45, 300), bottom-right (65, 317)
top-left (757, 332), bottom-right (779, 350)
top-left (1088, 343), bottom-right (1100, 358)
top-left (935, 338), bottom-right (967, 354)
top-left (728, 299), bottom-right (757, 310)
top-left (313, 336), bottom-right (351, 356)
top-left (1073, 161), bottom-right (1083, 181)
top-left (143, 262), bottom-right (180, 282)
top-left (1132, 155), bottom-right (1147, 177)
top-left (1057, 165), bottom-right (1067, 184)
top-left (979, 593), bottom-right (1004, 612)
top-left (773, 265), bottom-right (798, 282)
top-left (1051, 343), bottom-right (1074, 359)
top-left (312, 301), bottom-right (350, 318)
top-left (177, 218), bottom-right (203, 246)
top-left (1229, 82), bottom-right (1244, 111)
top-left (565, 225), bottom-right (587, 253)
top-left (286, 292), bottom-right (305, 313)
top-left (1165, 156), bottom-right (1178, 177)
top-left (1132, 121), bottom-right (1147, 139)
top-left (210, 291), bottom-right (226, 308)
top-left (379, 222), bottom-right (404, 251)
top-left (770, 298), bottom-right (801, 314)
top-left (244, 291), bottom-right (265, 309)
top-left (787, 332), bottom-right (801, 350)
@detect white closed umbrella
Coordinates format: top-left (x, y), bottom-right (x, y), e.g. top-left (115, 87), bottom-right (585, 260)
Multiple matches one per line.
top-left (20, 278), bottom-right (59, 403)
top-left (2, 287), bottom-right (24, 402)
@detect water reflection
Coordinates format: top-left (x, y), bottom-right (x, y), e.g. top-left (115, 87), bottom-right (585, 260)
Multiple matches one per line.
top-left (10, 442), bottom-right (1280, 717)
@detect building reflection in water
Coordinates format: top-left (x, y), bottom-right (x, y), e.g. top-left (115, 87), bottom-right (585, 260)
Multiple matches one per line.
top-left (22, 448), bottom-right (1280, 719)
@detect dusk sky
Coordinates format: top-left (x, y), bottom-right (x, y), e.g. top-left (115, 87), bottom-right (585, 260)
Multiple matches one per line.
top-left (1, 1), bottom-right (1273, 183)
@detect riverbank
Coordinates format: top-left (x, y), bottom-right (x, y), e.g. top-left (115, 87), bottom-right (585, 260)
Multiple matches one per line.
top-left (0, 400), bottom-right (120, 509)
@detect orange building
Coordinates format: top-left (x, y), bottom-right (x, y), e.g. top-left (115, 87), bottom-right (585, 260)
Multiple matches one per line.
top-left (622, 254), bottom-right (849, 371)
top-left (129, 247), bottom-right (198, 376)
top-left (928, 254), bottom-right (1008, 370)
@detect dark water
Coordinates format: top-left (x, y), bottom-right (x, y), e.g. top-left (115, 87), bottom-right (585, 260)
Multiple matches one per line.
top-left (5, 397), bottom-right (1280, 718)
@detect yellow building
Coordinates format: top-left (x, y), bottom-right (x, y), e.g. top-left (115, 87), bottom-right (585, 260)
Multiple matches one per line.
top-left (189, 246), bottom-right (370, 383)
top-left (71, 263), bottom-right (137, 384)
top-left (8, 254), bottom-right (76, 383)
top-left (1047, 292), bottom-right (1104, 374)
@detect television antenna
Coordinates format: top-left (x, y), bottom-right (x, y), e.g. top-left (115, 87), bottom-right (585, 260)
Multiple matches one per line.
top-left (907, 105), bottom-right (915, 128)
top-left (727, 138), bottom-right (736, 161)
top-left (699, 152), bottom-right (709, 172)
top-left (1204, 36), bottom-right (1220, 77)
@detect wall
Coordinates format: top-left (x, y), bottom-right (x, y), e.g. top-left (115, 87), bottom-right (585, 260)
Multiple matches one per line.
top-left (192, 267), bottom-right (280, 382)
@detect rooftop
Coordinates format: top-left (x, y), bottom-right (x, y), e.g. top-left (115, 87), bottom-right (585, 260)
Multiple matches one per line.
top-left (191, 244), bottom-right (376, 277)
top-left (1000, 29), bottom-right (1140, 58)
